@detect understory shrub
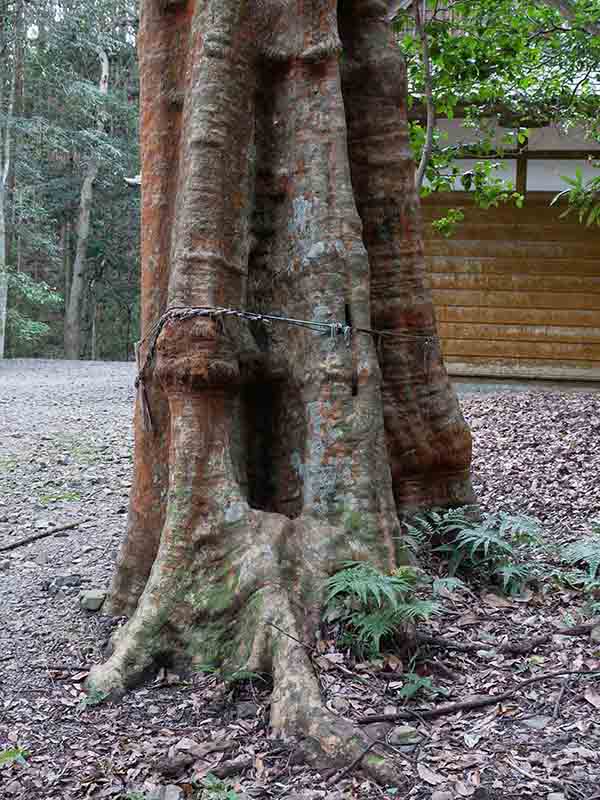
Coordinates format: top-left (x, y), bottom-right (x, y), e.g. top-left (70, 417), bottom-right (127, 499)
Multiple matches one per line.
top-left (324, 561), bottom-right (438, 657)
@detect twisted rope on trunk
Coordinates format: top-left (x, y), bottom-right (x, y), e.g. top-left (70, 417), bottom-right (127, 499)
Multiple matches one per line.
top-left (134, 305), bottom-right (439, 432)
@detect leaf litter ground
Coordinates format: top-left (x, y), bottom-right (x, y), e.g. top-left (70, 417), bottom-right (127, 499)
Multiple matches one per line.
top-left (1, 361), bottom-right (599, 800)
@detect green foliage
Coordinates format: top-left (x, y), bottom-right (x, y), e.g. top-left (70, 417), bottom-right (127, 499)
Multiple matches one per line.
top-left (562, 528), bottom-right (600, 593)
top-left (430, 207), bottom-right (465, 237)
top-left (398, 672), bottom-right (435, 700)
top-left (198, 773), bottom-right (239, 800)
top-left (5, 270), bottom-right (63, 355)
top-left (431, 576), bottom-right (468, 596)
top-left (2, 0), bottom-right (140, 359)
top-left (326, 560), bottom-right (420, 608)
top-left (39, 490), bottom-right (82, 505)
top-left (396, 0), bottom-right (600, 225)
top-left (325, 562), bottom-right (438, 657)
top-left (408, 507), bottom-right (542, 595)
top-left (79, 687), bottom-right (109, 709)
top-left (552, 167), bottom-right (600, 227)
top-left (0, 747), bottom-right (29, 768)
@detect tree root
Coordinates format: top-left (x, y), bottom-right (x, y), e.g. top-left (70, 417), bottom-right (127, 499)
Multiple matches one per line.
top-left (358, 669), bottom-right (600, 724)
top-left (418, 623), bottom-right (598, 657)
top-left (87, 506), bottom-right (405, 786)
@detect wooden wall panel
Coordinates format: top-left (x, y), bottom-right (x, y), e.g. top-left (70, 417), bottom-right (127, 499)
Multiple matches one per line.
top-left (430, 273), bottom-right (600, 292)
top-left (427, 240), bottom-right (600, 259)
top-left (423, 194), bottom-right (600, 380)
top-left (431, 289), bottom-right (600, 310)
top-left (436, 306), bottom-right (599, 327)
top-left (438, 323), bottom-right (600, 343)
top-left (429, 258), bottom-right (600, 277)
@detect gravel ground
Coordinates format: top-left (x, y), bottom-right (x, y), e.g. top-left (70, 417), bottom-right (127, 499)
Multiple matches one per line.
top-left (1, 359), bottom-right (599, 800)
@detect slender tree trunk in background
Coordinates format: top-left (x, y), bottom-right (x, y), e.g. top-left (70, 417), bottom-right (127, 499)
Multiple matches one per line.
top-left (61, 220), bottom-right (71, 302)
top-left (64, 49), bottom-right (109, 359)
top-left (6, 0), bottom-right (24, 261)
top-left (90, 286), bottom-right (98, 360)
top-left (0, 184), bottom-right (8, 357)
top-left (0, 1), bottom-right (17, 359)
top-left (89, 0), bottom-right (474, 779)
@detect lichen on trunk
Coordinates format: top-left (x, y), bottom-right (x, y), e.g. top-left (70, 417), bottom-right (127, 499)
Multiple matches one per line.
top-left (89, 0), bottom-right (474, 783)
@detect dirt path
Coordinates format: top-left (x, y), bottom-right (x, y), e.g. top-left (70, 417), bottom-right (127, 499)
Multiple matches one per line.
top-left (1, 360), bottom-right (599, 800)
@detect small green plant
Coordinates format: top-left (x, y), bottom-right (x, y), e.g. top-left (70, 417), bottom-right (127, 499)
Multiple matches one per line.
top-left (0, 747), bottom-right (29, 767)
top-left (562, 529), bottom-right (600, 594)
top-left (325, 562), bottom-right (438, 657)
top-left (198, 773), bottom-right (239, 800)
top-left (398, 672), bottom-right (435, 700)
top-left (552, 167), bottom-right (600, 227)
top-left (408, 507), bottom-right (543, 595)
top-left (79, 688), bottom-right (109, 709)
top-left (431, 207), bottom-right (465, 237)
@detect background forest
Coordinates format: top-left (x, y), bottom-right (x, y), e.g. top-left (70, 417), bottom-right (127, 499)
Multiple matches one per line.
top-left (0, 0), bottom-right (139, 361)
top-left (0, 0), bottom-right (599, 361)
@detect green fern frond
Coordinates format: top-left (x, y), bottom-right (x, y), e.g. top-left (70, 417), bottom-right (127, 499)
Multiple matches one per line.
top-left (395, 599), bottom-right (439, 621)
top-left (325, 562), bottom-right (438, 657)
top-left (325, 562), bottom-right (416, 609)
top-left (496, 512), bottom-right (542, 544)
top-left (350, 608), bottom-right (401, 653)
top-left (494, 562), bottom-right (533, 594)
top-left (563, 536), bottom-right (600, 580)
top-left (432, 576), bottom-right (467, 596)
top-left (454, 526), bottom-right (514, 561)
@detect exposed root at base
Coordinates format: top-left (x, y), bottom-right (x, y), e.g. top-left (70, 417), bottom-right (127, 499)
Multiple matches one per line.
top-left (88, 599), bottom-right (404, 786)
top-left (268, 630), bottom-right (404, 786)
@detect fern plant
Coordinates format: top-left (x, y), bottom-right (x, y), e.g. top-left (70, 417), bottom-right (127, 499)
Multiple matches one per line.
top-left (198, 773), bottom-right (239, 800)
top-left (407, 507), bottom-right (543, 595)
top-left (562, 531), bottom-right (600, 594)
top-left (324, 562), bottom-right (438, 657)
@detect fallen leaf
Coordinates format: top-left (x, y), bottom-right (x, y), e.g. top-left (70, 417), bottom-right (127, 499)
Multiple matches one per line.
top-left (417, 763), bottom-right (446, 785)
top-left (584, 688), bottom-right (600, 709)
top-left (522, 715), bottom-right (552, 730)
top-left (482, 593), bottom-right (513, 609)
top-left (454, 780), bottom-right (475, 796)
top-left (384, 654), bottom-right (403, 672)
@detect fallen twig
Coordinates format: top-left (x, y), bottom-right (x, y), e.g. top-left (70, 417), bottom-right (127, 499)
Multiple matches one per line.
top-left (500, 623), bottom-right (597, 654)
top-left (423, 659), bottom-right (462, 682)
top-left (0, 519), bottom-right (90, 552)
top-left (552, 677), bottom-right (570, 721)
top-left (417, 633), bottom-right (485, 653)
top-left (358, 670), bottom-right (600, 724)
top-left (33, 663), bottom-right (90, 672)
top-left (508, 758), bottom-right (584, 798)
top-left (417, 623), bottom-right (597, 658)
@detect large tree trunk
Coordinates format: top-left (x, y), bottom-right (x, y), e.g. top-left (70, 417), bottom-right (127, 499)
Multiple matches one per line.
top-left (89, 0), bottom-right (474, 781)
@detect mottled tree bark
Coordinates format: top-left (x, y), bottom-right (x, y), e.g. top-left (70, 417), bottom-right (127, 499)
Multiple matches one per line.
top-left (90, 0), bottom-right (473, 782)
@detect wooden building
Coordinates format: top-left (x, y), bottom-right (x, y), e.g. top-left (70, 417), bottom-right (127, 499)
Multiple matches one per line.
top-left (422, 123), bottom-right (600, 382)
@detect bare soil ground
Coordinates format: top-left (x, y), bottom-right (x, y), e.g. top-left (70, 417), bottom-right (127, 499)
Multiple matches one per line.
top-left (1, 360), bottom-right (599, 800)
